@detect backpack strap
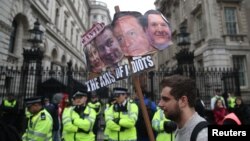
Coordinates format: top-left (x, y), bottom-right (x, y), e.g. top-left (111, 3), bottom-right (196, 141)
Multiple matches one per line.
top-left (190, 121), bottom-right (208, 141)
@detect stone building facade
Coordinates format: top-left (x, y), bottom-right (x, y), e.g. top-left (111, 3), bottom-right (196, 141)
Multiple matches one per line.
top-left (0, 0), bottom-right (110, 70)
top-left (155, 0), bottom-right (250, 101)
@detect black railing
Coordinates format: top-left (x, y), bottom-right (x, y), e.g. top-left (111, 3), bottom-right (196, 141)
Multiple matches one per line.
top-left (0, 65), bottom-right (240, 110)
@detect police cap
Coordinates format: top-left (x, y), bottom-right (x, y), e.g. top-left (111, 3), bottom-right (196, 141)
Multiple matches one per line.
top-left (113, 87), bottom-right (128, 97)
top-left (73, 91), bottom-right (88, 98)
top-left (24, 96), bottom-right (42, 107)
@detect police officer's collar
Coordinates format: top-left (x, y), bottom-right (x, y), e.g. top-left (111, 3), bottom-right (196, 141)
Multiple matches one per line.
top-left (121, 99), bottom-right (127, 106)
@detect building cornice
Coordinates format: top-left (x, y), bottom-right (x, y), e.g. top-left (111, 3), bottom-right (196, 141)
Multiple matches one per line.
top-left (29, 0), bottom-right (51, 23)
top-left (66, 0), bottom-right (88, 31)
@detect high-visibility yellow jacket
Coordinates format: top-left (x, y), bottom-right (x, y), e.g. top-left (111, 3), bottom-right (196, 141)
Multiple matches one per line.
top-left (227, 96), bottom-right (236, 109)
top-left (3, 99), bottom-right (17, 108)
top-left (152, 109), bottom-right (175, 141)
top-left (88, 101), bottom-right (102, 115)
top-left (62, 105), bottom-right (97, 141)
top-left (22, 108), bottom-right (53, 141)
top-left (62, 107), bottom-right (77, 141)
top-left (104, 103), bottom-right (112, 140)
top-left (105, 100), bottom-right (138, 141)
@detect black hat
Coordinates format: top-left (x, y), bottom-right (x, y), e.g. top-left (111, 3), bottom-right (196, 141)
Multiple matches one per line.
top-left (113, 87), bottom-right (128, 96)
top-left (24, 96), bottom-right (42, 107)
top-left (91, 91), bottom-right (98, 98)
top-left (73, 91), bottom-right (88, 98)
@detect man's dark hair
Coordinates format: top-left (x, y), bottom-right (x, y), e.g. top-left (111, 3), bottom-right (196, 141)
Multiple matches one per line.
top-left (111, 11), bottom-right (144, 27)
top-left (160, 74), bottom-right (196, 107)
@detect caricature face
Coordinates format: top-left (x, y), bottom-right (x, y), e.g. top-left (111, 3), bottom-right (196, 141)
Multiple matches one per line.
top-left (146, 14), bottom-right (171, 50)
top-left (113, 15), bottom-right (154, 56)
top-left (87, 46), bottom-right (105, 73)
top-left (95, 28), bottom-right (123, 66)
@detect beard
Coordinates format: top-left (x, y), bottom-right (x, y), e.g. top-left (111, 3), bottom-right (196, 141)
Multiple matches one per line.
top-left (165, 104), bottom-right (182, 123)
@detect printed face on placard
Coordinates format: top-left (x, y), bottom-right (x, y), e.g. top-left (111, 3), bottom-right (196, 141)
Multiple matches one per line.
top-left (112, 13), bottom-right (156, 56)
top-left (95, 26), bottom-right (124, 67)
top-left (144, 10), bottom-right (172, 50)
top-left (85, 45), bottom-right (105, 73)
top-left (81, 10), bottom-right (172, 91)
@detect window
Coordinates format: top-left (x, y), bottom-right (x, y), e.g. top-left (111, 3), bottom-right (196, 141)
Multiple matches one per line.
top-left (55, 7), bottom-right (60, 27)
top-left (76, 31), bottom-right (79, 47)
top-left (195, 12), bottom-right (203, 41)
top-left (233, 55), bottom-right (247, 86)
top-left (197, 59), bottom-right (203, 68)
top-left (64, 15), bottom-right (68, 35)
top-left (71, 23), bottom-right (74, 41)
top-left (224, 7), bottom-right (237, 35)
top-left (78, 1), bottom-right (81, 12)
top-left (181, 1), bottom-right (186, 18)
top-left (9, 19), bottom-right (17, 53)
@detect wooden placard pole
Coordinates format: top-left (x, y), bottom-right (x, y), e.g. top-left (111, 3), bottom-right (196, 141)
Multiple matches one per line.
top-left (132, 75), bottom-right (155, 141)
top-left (114, 6), bottom-right (155, 141)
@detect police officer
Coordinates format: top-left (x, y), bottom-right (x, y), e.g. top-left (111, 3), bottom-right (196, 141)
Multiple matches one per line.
top-left (62, 91), bottom-right (96, 141)
top-left (227, 93), bottom-right (236, 112)
top-left (61, 95), bottom-right (74, 141)
top-left (105, 87), bottom-right (139, 141)
top-left (104, 94), bottom-right (116, 141)
top-left (152, 108), bottom-right (177, 141)
top-left (0, 94), bottom-right (18, 127)
top-left (87, 92), bottom-right (102, 139)
top-left (22, 97), bottom-right (53, 141)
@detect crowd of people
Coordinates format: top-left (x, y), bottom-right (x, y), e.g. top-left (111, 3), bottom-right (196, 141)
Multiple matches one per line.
top-left (0, 74), bottom-right (250, 141)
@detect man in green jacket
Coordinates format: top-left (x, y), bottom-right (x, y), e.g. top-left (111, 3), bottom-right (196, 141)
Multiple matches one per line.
top-left (105, 87), bottom-right (139, 141)
top-left (62, 91), bottom-right (96, 141)
top-left (152, 108), bottom-right (176, 141)
top-left (0, 94), bottom-right (18, 127)
top-left (22, 97), bottom-right (53, 141)
top-left (87, 92), bottom-right (102, 139)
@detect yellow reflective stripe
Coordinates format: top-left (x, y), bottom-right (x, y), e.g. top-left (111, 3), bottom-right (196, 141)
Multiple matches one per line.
top-left (23, 137), bottom-right (35, 141)
top-left (109, 139), bottom-right (137, 141)
top-left (105, 116), bottom-right (113, 122)
top-left (86, 116), bottom-right (95, 122)
top-left (160, 110), bottom-right (165, 119)
top-left (63, 118), bottom-right (72, 124)
top-left (27, 130), bottom-right (47, 138)
top-left (128, 103), bottom-right (138, 121)
top-left (153, 120), bottom-right (161, 130)
top-left (129, 113), bottom-right (137, 120)
top-left (45, 136), bottom-right (52, 141)
top-left (30, 110), bottom-right (52, 140)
